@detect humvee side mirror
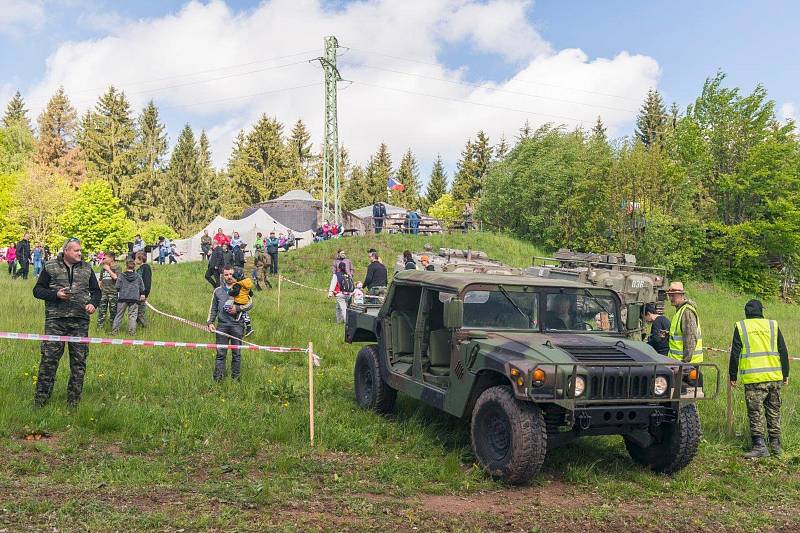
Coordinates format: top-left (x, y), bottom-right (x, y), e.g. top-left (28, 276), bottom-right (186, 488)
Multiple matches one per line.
top-left (626, 303), bottom-right (642, 331)
top-left (444, 300), bottom-right (464, 329)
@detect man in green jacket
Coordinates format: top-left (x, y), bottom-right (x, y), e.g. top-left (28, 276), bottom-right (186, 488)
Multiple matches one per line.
top-left (32, 238), bottom-right (101, 407)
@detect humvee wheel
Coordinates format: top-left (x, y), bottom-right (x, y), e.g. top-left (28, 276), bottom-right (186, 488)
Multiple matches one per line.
top-left (354, 345), bottom-right (397, 414)
top-left (470, 386), bottom-right (547, 485)
top-left (624, 404), bottom-right (701, 474)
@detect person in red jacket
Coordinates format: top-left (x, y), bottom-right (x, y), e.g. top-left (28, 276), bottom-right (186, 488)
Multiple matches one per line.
top-left (213, 228), bottom-right (230, 247)
top-left (328, 262), bottom-right (355, 323)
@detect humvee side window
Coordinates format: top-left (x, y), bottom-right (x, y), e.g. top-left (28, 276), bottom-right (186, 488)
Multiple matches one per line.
top-left (543, 290), bottom-right (619, 332)
top-left (462, 289), bottom-right (538, 330)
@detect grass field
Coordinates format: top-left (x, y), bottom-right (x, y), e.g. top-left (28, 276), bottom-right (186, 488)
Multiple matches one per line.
top-left (0, 232), bottom-right (798, 531)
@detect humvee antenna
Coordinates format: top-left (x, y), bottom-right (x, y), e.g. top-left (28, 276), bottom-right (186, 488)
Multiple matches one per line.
top-left (314, 36), bottom-right (343, 226)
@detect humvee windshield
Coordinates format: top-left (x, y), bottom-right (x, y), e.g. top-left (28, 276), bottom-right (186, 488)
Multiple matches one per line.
top-left (459, 286), bottom-right (620, 332)
top-left (542, 289), bottom-right (620, 332)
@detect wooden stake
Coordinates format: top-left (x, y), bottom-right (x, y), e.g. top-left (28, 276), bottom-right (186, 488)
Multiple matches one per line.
top-left (277, 274), bottom-right (282, 312)
top-left (726, 380), bottom-right (734, 436)
top-left (308, 341), bottom-right (315, 447)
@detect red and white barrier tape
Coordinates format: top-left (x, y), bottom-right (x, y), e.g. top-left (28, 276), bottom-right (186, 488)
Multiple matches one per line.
top-left (0, 331), bottom-right (306, 353)
top-left (145, 300), bottom-right (258, 347)
top-left (279, 275), bottom-right (327, 293)
top-left (706, 345), bottom-right (799, 361)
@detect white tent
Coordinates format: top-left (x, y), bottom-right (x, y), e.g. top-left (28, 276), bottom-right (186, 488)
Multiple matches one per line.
top-left (171, 209), bottom-right (315, 261)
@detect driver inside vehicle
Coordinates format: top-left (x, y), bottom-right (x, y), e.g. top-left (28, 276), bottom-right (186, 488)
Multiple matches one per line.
top-left (544, 294), bottom-right (576, 330)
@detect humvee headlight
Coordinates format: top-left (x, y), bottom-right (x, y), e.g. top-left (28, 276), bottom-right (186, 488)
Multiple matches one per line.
top-left (532, 368), bottom-right (546, 387)
top-left (573, 376), bottom-right (585, 397)
top-left (654, 376), bottom-right (669, 396)
top-left (687, 368), bottom-right (698, 382)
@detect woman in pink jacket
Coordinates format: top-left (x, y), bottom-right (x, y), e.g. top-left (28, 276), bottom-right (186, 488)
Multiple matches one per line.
top-left (6, 242), bottom-right (17, 277)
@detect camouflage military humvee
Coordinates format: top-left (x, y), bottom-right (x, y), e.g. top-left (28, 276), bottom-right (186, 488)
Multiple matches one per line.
top-left (346, 270), bottom-right (717, 484)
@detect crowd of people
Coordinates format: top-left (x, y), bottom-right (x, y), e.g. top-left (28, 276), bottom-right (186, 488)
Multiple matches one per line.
top-left (2, 234), bottom-right (48, 280)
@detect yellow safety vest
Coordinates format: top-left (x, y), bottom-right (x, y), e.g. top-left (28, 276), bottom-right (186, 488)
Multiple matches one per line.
top-left (735, 318), bottom-right (783, 384)
top-left (668, 303), bottom-right (704, 363)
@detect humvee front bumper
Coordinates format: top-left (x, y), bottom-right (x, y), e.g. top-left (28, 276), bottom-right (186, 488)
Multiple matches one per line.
top-left (509, 361), bottom-right (720, 408)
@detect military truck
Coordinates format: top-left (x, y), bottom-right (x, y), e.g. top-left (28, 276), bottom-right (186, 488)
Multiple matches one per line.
top-left (346, 270), bottom-right (717, 484)
top-left (394, 248), bottom-right (516, 275)
top-left (526, 249), bottom-right (669, 339)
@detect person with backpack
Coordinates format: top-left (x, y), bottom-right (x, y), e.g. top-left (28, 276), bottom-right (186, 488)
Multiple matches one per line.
top-left (328, 261), bottom-right (355, 323)
top-left (372, 202), bottom-right (387, 234)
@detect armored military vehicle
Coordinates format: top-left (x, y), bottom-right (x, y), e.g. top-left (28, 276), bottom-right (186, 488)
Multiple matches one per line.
top-left (346, 270), bottom-right (716, 484)
top-left (394, 248), bottom-right (515, 275)
top-left (526, 249), bottom-right (668, 338)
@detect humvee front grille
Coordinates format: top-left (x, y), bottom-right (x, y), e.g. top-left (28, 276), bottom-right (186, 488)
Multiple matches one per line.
top-left (590, 374), bottom-right (650, 399)
top-left (558, 345), bottom-right (635, 363)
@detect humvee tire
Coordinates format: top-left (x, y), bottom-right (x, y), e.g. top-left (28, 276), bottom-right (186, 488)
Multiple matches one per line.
top-left (624, 404), bottom-right (701, 474)
top-left (354, 345), bottom-right (397, 414)
top-left (470, 385), bottom-right (547, 484)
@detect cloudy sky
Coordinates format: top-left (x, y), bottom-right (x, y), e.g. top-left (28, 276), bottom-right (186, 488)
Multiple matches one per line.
top-left (1, 0), bottom-right (797, 179)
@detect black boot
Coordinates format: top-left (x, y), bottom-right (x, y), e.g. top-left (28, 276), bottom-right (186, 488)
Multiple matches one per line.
top-left (743, 437), bottom-right (770, 459)
top-left (769, 437), bottom-right (782, 456)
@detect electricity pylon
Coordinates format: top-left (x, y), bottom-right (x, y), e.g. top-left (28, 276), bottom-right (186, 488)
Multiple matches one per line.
top-left (316, 36), bottom-right (342, 225)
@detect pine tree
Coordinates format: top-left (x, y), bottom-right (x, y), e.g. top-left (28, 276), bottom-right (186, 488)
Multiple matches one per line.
top-left (635, 89), bottom-right (668, 147)
top-left (424, 154), bottom-right (448, 209)
top-left (591, 116), bottom-right (607, 141)
top-left (394, 148), bottom-right (421, 209)
top-left (79, 86), bottom-right (137, 198)
top-left (227, 115), bottom-right (291, 212)
top-left (3, 91), bottom-right (32, 131)
top-left (669, 102), bottom-right (680, 129)
top-left (342, 165), bottom-right (368, 211)
top-left (452, 131), bottom-right (492, 201)
top-left (364, 143), bottom-right (393, 204)
top-left (288, 119), bottom-right (313, 165)
top-left (494, 134), bottom-right (510, 160)
top-left (162, 124), bottom-right (204, 235)
top-left (198, 130), bottom-right (222, 218)
top-left (35, 87), bottom-right (78, 168)
top-left (125, 100), bottom-right (168, 220)
top-left (517, 119), bottom-right (533, 143)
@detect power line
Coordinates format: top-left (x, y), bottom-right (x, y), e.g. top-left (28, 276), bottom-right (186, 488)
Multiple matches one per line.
top-left (125, 60), bottom-right (312, 96)
top-left (27, 49), bottom-right (321, 103)
top-left (349, 80), bottom-right (590, 124)
top-left (349, 47), bottom-right (644, 103)
top-left (160, 82), bottom-right (323, 110)
top-left (357, 64), bottom-right (638, 113)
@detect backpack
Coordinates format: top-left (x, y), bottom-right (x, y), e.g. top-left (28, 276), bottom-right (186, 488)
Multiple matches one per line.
top-left (338, 273), bottom-right (355, 294)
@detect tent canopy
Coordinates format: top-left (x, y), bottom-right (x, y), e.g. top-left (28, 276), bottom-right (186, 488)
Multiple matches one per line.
top-left (171, 208), bottom-right (314, 261)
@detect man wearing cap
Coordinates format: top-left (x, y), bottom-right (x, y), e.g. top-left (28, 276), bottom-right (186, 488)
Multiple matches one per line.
top-left (644, 303), bottom-right (670, 356)
top-left (32, 238), bottom-right (101, 408)
top-left (666, 281), bottom-right (703, 365)
top-left (729, 299), bottom-right (790, 458)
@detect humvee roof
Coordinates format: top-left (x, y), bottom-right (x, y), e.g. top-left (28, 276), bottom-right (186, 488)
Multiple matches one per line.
top-left (392, 269), bottom-right (598, 292)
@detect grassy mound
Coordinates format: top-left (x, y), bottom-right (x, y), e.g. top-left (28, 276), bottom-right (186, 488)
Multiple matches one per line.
top-left (0, 232), bottom-right (797, 530)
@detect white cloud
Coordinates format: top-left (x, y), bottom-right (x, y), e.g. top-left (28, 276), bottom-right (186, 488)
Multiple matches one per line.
top-left (780, 102), bottom-right (796, 125)
top-left (0, 0), bottom-right (45, 36)
top-left (24, 0), bottom-right (660, 173)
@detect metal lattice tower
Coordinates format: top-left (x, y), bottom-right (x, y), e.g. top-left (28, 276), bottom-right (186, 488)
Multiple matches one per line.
top-left (317, 36), bottom-right (342, 225)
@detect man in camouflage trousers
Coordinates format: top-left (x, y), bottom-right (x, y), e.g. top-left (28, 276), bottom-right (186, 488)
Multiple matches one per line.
top-left (729, 299), bottom-right (790, 458)
top-left (96, 251), bottom-right (119, 330)
top-left (32, 238), bottom-right (101, 408)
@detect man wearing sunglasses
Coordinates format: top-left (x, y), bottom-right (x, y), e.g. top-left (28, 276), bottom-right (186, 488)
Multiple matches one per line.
top-left (32, 238), bottom-right (101, 408)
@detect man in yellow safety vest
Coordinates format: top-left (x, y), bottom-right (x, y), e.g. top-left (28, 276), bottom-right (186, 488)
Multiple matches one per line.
top-left (666, 281), bottom-right (703, 364)
top-left (729, 299), bottom-right (790, 458)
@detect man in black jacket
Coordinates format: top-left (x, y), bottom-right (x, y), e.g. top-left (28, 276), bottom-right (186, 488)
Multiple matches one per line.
top-left (33, 238), bottom-right (101, 407)
top-left (135, 252), bottom-right (152, 329)
top-left (205, 242), bottom-right (223, 288)
top-left (363, 250), bottom-right (387, 293)
top-left (15, 233), bottom-right (31, 280)
top-left (372, 202), bottom-right (387, 234)
top-left (644, 303), bottom-right (670, 356)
